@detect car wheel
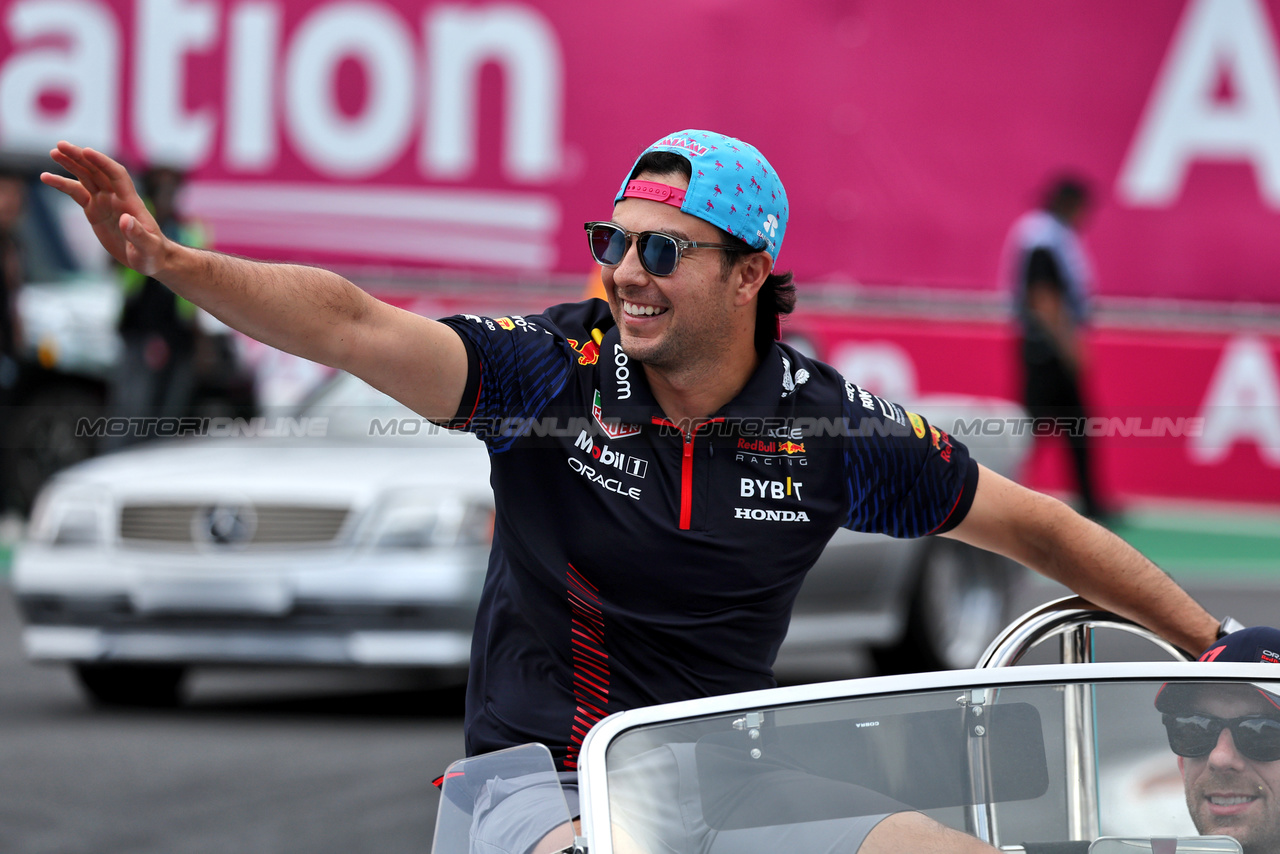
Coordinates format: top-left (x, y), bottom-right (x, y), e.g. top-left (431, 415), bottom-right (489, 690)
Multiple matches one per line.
top-left (871, 539), bottom-right (1019, 674)
top-left (73, 664), bottom-right (187, 708)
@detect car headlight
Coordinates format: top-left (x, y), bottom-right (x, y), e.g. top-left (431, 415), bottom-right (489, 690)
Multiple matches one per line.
top-left (27, 485), bottom-right (113, 547)
top-left (363, 491), bottom-right (493, 550)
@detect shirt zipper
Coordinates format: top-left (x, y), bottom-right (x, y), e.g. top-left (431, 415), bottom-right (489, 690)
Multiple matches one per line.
top-left (652, 417), bottom-right (724, 531)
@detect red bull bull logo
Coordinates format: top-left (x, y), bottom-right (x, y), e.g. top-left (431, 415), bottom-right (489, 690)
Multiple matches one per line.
top-left (566, 338), bottom-right (599, 366)
top-left (778, 441), bottom-right (805, 455)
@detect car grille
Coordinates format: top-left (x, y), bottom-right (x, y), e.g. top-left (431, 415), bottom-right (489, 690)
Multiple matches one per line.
top-left (119, 503), bottom-right (351, 547)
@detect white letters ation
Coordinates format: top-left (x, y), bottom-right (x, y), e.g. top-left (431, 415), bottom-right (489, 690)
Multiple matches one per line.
top-left (135, 0), bottom-right (217, 165)
top-left (226, 2), bottom-right (281, 170)
top-left (286, 2), bottom-right (414, 177)
top-left (0, 0), bottom-right (562, 183)
top-left (424, 3), bottom-right (563, 181)
top-left (0, 0), bottom-right (119, 152)
top-left (1191, 335), bottom-right (1280, 465)
top-left (1120, 0), bottom-right (1280, 207)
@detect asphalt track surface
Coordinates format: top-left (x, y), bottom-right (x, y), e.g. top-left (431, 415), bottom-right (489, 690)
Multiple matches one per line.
top-left (0, 586), bottom-right (466, 854)
top-left (1, 504), bottom-right (1277, 854)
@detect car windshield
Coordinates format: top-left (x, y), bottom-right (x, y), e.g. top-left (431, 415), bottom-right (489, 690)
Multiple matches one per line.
top-left (570, 665), bottom-right (1277, 854)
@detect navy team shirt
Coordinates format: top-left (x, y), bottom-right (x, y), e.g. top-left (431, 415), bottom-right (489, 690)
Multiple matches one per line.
top-left (440, 300), bottom-right (978, 771)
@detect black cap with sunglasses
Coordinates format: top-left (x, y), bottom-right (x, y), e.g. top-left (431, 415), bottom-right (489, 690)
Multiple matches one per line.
top-left (1157, 626), bottom-right (1280, 762)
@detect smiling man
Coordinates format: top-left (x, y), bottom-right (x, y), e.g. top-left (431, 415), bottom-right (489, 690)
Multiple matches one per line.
top-left (1160, 628), bottom-right (1280, 854)
top-left (44, 129), bottom-right (1229, 853)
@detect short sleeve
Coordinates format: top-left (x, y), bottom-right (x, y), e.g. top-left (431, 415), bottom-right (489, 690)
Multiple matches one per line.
top-left (839, 381), bottom-right (979, 538)
top-left (437, 312), bottom-right (574, 452)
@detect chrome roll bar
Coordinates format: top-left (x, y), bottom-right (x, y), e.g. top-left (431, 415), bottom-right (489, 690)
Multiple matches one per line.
top-left (977, 595), bottom-right (1194, 669)
top-left (974, 595), bottom-right (1193, 845)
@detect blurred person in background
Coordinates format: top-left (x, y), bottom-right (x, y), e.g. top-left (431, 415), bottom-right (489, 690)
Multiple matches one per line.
top-left (45, 134), bottom-right (1233, 854)
top-left (108, 165), bottom-right (205, 448)
top-left (1005, 175), bottom-right (1107, 521)
top-left (1157, 627), bottom-right (1280, 854)
top-left (0, 166), bottom-right (26, 528)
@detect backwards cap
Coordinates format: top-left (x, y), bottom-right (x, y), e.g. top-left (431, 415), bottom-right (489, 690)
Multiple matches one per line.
top-left (616, 130), bottom-right (788, 267)
top-left (1155, 626), bottom-right (1280, 713)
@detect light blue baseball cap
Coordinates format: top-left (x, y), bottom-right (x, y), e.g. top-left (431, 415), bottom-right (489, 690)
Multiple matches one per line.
top-left (615, 130), bottom-right (788, 268)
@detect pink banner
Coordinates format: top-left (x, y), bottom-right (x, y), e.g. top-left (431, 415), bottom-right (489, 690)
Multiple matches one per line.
top-left (788, 310), bottom-right (1280, 506)
top-left (5, 0), bottom-right (1280, 304)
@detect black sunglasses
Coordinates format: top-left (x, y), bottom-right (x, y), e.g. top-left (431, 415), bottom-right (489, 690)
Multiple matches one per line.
top-left (1163, 712), bottom-right (1280, 761)
top-left (584, 221), bottom-right (746, 277)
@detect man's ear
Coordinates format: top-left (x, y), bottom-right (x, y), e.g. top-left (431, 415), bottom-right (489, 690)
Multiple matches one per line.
top-left (1178, 755), bottom-right (1187, 777)
top-left (733, 252), bottom-right (772, 306)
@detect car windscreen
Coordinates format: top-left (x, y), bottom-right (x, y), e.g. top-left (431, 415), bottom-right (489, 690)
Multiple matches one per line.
top-left (598, 678), bottom-right (1237, 851)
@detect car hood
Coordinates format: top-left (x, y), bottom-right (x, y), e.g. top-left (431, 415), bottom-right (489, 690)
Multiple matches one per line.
top-left (45, 437), bottom-right (494, 508)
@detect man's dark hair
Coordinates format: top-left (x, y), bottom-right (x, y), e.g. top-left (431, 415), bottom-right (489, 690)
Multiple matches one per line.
top-left (141, 165), bottom-right (185, 200)
top-left (1043, 175), bottom-right (1090, 219)
top-left (630, 151), bottom-right (796, 351)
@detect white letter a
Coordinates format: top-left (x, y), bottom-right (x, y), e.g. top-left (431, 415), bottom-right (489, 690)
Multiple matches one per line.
top-left (1119, 0), bottom-right (1280, 208)
top-left (1191, 335), bottom-right (1280, 466)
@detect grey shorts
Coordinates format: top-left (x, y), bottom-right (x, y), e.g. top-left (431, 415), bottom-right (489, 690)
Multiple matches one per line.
top-left (467, 770), bottom-right (579, 854)
top-left (467, 744), bottom-right (894, 854)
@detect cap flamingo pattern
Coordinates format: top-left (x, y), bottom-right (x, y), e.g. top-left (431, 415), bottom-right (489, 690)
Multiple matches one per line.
top-left (615, 130), bottom-right (789, 266)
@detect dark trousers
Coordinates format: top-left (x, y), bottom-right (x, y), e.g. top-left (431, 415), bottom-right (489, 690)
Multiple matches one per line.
top-left (1021, 337), bottom-right (1103, 519)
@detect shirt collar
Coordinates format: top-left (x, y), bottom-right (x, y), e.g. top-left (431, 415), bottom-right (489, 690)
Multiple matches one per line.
top-left (593, 326), bottom-right (792, 427)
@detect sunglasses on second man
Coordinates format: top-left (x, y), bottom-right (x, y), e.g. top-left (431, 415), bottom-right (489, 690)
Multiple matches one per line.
top-left (584, 222), bottom-right (748, 278)
top-left (1164, 712), bottom-right (1280, 762)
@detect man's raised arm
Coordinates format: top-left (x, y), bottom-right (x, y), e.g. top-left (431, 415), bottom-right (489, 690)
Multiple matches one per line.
top-left (41, 142), bottom-right (468, 422)
top-left (943, 464), bottom-right (1220, 655)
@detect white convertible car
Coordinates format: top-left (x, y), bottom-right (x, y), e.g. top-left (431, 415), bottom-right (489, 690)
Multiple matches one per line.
top-left (432, 602), bottom-right (1246, 854)
top-left (12, 372), bottom-right (1029, 706)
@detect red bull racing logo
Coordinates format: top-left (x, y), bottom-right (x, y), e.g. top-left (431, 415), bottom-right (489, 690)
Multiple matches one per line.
top-left (929, 426), bottom-right (954, 462)
top-left (737, 438), bottom-right (804, 455)
top-left (735, 437), bottom-right (808, 467)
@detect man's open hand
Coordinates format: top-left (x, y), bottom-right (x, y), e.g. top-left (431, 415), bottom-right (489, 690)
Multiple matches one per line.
top-left (41, 141), bottom-right (169, 276)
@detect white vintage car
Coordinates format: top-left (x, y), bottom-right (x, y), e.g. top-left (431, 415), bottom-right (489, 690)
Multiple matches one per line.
top-left (12, 371), bottom-right (1029, 706)
top-left (432, 602), bottom-right (1251, 854)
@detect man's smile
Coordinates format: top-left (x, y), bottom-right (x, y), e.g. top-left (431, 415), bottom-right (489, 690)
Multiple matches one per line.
top-left (1206, 790), bottom-right (1261, 816)
top-left (622, 300), bottom-right (669, 318)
